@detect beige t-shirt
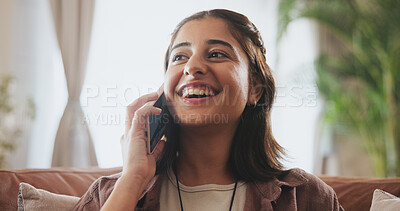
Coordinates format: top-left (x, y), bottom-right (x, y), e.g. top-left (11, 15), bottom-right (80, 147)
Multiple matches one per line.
top-left (159, 168), bottom-right (247, 211)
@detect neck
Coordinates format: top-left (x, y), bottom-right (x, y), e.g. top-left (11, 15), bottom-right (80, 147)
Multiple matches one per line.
top-left (176, 121), bottom-right (238, 186)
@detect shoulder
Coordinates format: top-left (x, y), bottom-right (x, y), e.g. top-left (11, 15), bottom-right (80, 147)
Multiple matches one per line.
top-left (283, 168), bottom-right (334, 194)
top-left (283, 168), bottom-right (343, 210)
top-left (247, 168), bottom-right (342, 210)
top-left (84, 172), bottom-right (122, 198)
top-left (72, 173), bottom-right (122, 211)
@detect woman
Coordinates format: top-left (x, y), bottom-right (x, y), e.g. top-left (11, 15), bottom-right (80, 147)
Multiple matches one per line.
top-left (73, 9), bottom-right (343, 211)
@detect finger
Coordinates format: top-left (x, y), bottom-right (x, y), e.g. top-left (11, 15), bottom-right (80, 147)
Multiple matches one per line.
top-left (150, 139), bottom-right (165, 160)
top-left (131, 105), bottom-right (162, 134)
top-left (129, 100), bottom-right (156, 132)
top-left (156, 83), bottom-right (164, 96)
top-left (125, 92), bottom-right (159, 134)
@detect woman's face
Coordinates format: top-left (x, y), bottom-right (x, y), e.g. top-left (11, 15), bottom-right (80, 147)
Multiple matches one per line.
top-left (165, 18), bottom-right (250, 127)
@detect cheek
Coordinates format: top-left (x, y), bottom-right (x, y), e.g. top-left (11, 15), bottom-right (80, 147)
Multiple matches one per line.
top-left (164, 68), bottom-right (181, 98)
top-left (240, 74), bottom-right (250, 101)
top-left (229, 67), bottom-right (250, 103)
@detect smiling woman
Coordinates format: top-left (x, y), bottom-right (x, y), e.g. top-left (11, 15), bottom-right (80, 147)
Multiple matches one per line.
top-left (165, 18), bottom-right (250, 127)
top-left (72, 9), bottom-right (343, 211)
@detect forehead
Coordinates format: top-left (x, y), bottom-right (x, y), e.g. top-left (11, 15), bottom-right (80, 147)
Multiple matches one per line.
top-left (172, 18), bottom-right (240, 48)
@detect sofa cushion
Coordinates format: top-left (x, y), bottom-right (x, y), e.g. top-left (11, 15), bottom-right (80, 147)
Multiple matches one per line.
top-left (0, 167), bottom-right (121, 210)
top-left (369, 189), bottom-right (400, 211)
top-left (18, 183), bottom-right (79, 211)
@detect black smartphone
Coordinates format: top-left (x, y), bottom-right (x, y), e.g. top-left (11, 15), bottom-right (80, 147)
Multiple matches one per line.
top-left (147, 93), bottom-right (169, 154)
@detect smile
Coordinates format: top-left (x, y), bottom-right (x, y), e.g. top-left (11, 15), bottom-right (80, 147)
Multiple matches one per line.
top-left (177, 82), bottom-right (221, 99)
top-left (180, 87), bottom-right (215, 98)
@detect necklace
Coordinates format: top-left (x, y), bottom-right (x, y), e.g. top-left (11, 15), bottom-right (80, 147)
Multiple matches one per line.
top-left (173, 167), bottom-right (238, 211)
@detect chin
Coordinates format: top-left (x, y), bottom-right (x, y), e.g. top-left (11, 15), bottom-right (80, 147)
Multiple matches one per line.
top-left (171, 111), bottom-right (231, 126)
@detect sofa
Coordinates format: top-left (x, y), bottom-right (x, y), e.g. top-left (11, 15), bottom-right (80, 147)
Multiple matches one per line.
top-left (1, 167), bottom-right (399, 211)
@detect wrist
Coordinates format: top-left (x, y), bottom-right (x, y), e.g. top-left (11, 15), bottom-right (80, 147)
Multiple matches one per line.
top-left (118, 174), bottom-right (143, 188)
top-left (101, 175), bottom-right (145, 210)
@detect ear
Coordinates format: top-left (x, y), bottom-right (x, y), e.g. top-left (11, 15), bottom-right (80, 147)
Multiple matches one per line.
top-left (248, 76), bottom-right (263, 106)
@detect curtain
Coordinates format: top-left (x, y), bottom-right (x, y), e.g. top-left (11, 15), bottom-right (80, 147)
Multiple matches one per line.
top-left (50, 0), bottom-right (97, 167)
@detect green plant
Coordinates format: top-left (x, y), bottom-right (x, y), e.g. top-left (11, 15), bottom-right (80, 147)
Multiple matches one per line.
top-left (0, 74), bottom-right (35, 168)
top-left (278, 0), bottom-right (400, 177)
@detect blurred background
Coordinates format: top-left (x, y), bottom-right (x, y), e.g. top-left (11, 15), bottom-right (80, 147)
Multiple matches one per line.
top-left (0, 0), bottom-right (398, 178)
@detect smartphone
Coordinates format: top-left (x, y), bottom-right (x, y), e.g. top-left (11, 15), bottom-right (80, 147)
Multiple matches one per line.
top-left (147, 93), bottom-right (169, 154)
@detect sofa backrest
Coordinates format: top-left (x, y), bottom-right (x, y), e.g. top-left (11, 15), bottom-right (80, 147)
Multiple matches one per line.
top-left (0, 167), bottom-right (121, 210)
top-left (320, 175), bottom-right (400, 211)
top-left (1, 167), bottom-right (400, 211)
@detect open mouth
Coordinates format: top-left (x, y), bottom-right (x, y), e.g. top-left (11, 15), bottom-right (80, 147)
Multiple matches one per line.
top-left (177, 85), bottom-right (220, 99)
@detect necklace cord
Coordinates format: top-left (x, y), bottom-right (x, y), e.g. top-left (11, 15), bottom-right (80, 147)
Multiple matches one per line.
top-left (174, 167), bottom-right (184, 211)
top-left (228, 179), bottom-right (238, 211)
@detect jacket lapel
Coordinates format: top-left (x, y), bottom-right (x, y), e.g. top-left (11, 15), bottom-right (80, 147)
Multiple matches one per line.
top-left (243, 169), bottom-right (308, 210)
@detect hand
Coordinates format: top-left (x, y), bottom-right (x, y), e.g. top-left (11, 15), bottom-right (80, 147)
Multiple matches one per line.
top-left (120, 85), bottom-right (165, 189)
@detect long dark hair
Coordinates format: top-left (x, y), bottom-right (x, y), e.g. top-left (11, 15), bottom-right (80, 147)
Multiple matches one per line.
top-left (156, 9), bottom-right (285, 182)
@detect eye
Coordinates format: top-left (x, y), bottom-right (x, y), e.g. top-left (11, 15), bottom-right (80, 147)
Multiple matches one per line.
top-left (172, 54), bottom-right (187, 62)
top-left (209, 51), bottom-right (227, 58)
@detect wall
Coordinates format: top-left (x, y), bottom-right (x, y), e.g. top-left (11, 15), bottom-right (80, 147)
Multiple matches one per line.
top-left (0, 0), bottom-right (67, 169)
top-left (0, 0), bottom-right (14, 74)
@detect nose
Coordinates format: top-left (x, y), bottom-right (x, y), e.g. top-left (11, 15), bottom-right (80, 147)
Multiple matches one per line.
top-left (183, 54), bottom-right (207, 76)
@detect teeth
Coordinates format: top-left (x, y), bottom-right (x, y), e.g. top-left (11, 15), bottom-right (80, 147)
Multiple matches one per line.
top-left (182, 89), bottom-right (189, 98)
top-left (180, 86), bottom-right (217, 98)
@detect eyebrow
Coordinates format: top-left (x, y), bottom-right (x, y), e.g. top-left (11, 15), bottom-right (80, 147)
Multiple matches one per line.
top-left (207, 39), bottom-right (234, 52)
top-left (170, 39), bottom-right (235, 53)
top-left (170, 42), bottom-right (190, 52)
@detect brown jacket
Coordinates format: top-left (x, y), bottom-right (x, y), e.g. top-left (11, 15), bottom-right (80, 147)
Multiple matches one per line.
top-left (72, 168), bottom-right (344, 211)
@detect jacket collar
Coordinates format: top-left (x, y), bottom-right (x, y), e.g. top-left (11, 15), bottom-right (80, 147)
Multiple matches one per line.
top-left (252, 168), bottom-right (308, 202)
top-left (137, 168), bottom-right (308, 210)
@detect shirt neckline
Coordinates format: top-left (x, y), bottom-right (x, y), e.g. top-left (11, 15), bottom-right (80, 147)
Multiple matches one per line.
top-left (166, 167), bottom-right (246, 193)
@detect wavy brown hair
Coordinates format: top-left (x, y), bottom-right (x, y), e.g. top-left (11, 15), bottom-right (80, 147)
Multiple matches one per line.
top-left (156, 9), bottom-right (285, 181)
